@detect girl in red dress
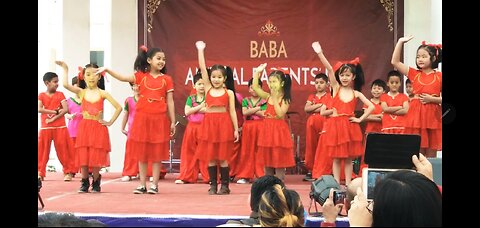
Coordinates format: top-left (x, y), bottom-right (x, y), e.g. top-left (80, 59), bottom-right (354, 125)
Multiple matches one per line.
top-left (391, 36), bottom-right (442, 157)
top-left (99, 46), bottom-right (176, 194)
top-left (56, 61), bottom-right (122, 193)
top-left (252, 63), bottom-right (295, 181)
top-left (196, 41), bottom-right (239, 195)
top-left (311, 41), bottom-right (375, 186)
top-left (380, 70), bottom-right (410, 134)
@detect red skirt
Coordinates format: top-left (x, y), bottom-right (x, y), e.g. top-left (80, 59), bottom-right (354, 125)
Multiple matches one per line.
top-left (196, 112), bottom-right (234, 161)
top-left (257, 118), bottom-right (295, 168)
top-left (129, 111), bottom-right (171, 162)
top-left (75, 119), bottom-right (110, 167)
top-left (322, 116), bottom-right (363, 158)
top-left (236, 120), bottom-right (265, 179)
top-left (405, 100), bottom-right (442, 150)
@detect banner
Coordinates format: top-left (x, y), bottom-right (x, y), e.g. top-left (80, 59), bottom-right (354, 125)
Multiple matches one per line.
top-left (138, 0), bottom-right (403, 164)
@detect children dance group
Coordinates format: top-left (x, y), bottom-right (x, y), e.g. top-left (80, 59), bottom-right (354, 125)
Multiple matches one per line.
top-left (38, 36), bottom-right (442, 194)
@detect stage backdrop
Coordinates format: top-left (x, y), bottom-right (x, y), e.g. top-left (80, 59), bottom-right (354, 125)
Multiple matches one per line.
top-left (138, 0), bottom-right (403, 169)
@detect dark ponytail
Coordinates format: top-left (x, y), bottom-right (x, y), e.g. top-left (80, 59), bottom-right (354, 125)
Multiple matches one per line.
top-left (134, 47), bottom-right (167, 74)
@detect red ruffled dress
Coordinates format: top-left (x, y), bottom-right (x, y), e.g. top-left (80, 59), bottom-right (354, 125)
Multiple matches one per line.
top-left (196, 88), bottom-right (234, 161)
top-left (129, 72), bottom-right (174, 162)
top-left (405, 67), bottom-right (442, 150)
top-left (322, 89), bottom-right (363, 158)
top-left (75, 98), bottom-right (110, 167)
top-left (257, 99), bottom-right (295, 168)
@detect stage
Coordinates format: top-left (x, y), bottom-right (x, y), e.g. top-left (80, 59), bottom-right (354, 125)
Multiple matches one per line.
top-left (38, 172), bottom-right (350, 226)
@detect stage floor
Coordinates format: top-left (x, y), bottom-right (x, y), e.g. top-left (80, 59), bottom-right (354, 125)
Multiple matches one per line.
top-left (38, 172), bottom-right (350, 226)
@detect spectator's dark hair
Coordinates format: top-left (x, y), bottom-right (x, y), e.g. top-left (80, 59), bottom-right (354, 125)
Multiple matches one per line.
top-left (38, 213), bottom-right (106, 227)
top-left (194, 69), bottom-right (210, 84)
top-left (258, 184), bottom-right (305, 227)
top-left (387, 70), bottom-right (402, 82)
top-left (250, 175), bottom-right (285, 213)
top-left (371, 79), bottom-right (387, 91)
top-left (405, 79), bottom-right (412, 85)
top-left (43, 72), bottom-right (58, 82)
top-left (134, 47), bottom-right (167, 74)
top-left (372, 170), bottom-right (442, 227)
top-left (334, 63), bottom-right (365, 91)
top-left (248, 77), bottom-right (262, 87)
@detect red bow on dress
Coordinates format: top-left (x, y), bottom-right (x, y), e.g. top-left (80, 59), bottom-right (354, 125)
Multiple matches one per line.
top-left (77, 66), bottom-right (84, 80)
top-left (333, 57), bottom-right (360, 72)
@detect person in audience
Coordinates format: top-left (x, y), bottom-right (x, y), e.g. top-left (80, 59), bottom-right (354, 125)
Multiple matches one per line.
top-left (222, 175), bottom-right (285, 226)
top-left (319, 188), bottom-right (344, 227)
top-left (38, 212), bottom-right (106, 227)
top-left (322, 154), bottom-right (441, 227)
top-left (258, 184), bottom-right (305, 227)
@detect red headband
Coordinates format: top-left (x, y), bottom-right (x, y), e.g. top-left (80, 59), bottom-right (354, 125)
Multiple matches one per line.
top-left (140, 45), bottom-right (148, 52)
top-left (333, 57), bottom-right (360, 72)
top-left (421, 41), bottom-right (442, 56)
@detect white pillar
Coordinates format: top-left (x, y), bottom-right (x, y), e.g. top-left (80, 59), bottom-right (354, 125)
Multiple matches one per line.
top-left (104, 0), bottom-right (138, 172)
top-left (62, 0), bottom-right (90, 88)
top-left (403, 0), bottom-right (431, 68)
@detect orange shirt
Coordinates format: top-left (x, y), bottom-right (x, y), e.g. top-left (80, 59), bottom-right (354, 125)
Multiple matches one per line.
top-left (380, 92), bottom-right (409, 128)
top-left (307, 92), bottom-right (332, 115)
top-left (134, 72), bottom-right (174, 114)
top-left (407, 67), bottom-right (442, 96)
top-left (363, 99), bottom-right (382, 133)
top-left (38, 91), bottom-right (66, 128)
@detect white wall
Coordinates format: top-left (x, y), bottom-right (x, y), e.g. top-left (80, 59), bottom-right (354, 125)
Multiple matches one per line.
top-left (105, 0), bottom-right (138, 172)
top-left (404, 0), bottom-right (442, 70)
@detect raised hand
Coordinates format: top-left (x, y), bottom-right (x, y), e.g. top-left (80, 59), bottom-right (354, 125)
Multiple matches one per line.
top-left (399, 35), bottom-right (414, 43)
top-left (55, 60), bottom-right (68, 69)
top-left (196, 41), bottom-right (206, 50)
top-left (255, 63), bottom-right (267, 74)
top-left (312, 41), bottom-right (322, 54)
top-left (95, 67), bottom-right (107, 75)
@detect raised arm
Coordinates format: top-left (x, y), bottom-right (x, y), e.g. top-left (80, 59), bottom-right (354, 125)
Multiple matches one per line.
top-left (196, 41), bottom-right (212, 92)
top-left (312, 42), bottom-right (337, 91)
top-left (97, 67), bottom-right (135, 83)
top-left (391, 35), bottom-right (414, 76)
top-left (55, 61), bottom-right (81, 94)
top-left (252, 63), bottom-right (270, 99)
top-left (100, 90), bottom-right (122, 126)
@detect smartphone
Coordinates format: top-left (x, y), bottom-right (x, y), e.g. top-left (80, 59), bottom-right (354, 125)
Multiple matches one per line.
top-left (362, 168), bottom-right (403, 201)
top-left (333, 189), bottom-right (346, 205)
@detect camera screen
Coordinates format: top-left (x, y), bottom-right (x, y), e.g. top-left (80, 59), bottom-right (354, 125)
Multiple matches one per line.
top-left (366, 170), bottom-right (391, 199)
top-left (333, 190), bottom-right (346, 205)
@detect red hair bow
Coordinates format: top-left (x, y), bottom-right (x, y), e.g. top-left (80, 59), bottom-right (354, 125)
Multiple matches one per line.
top-left (77, 66), bottom-right (84, 80)
top-left (333, 57), bottom-right (360, 72)
top-left (421, 41), bottom-right (442, 49)
top-left (140, 45), bottom-right (148, 52)
top-left (421, 41), bottom-right (442, 57)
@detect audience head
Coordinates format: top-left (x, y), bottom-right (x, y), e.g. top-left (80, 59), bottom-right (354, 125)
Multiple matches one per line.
top-left (258, 184), bottom-right (305, 227)
top-left (250, 175), bottom-right (285, 213)
top-left (372, 170), bottom-right (442, 226)
top-left (38, 213), bottom-right (106, 227)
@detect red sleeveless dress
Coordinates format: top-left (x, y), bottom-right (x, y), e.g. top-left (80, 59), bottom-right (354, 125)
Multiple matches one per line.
top-left (257, 98), bottom-right (295, 168)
